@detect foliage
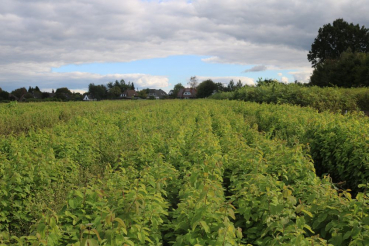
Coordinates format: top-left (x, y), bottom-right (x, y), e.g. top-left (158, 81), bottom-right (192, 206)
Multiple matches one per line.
top-left (196, 79), bottom-right (218, 98)
top-left (137, 90), bottom-right (147, 99)
top-left (10, 87), bottom-right (27, 100)
top-left (107, 80), bottom-right (135, 92)
top-left (211, 82), bottom-right (369, 112)
top-left (227, 79), bottom-right (243, 91)
top-left (310, 49), bottom-right (369, 87)
top-left (55, 87), bottom-right (72, 100)
top-left (308, 18), bottom-right (369, 68)
top-left (0, 90), bottom-right (9, 101)
top-left (170, 83), bottom-right (184, 98)
top-left (88, 83), bottom-right (108, 100)
top-left (108, 86), bottom-right (122, 98)
top-left (28, 86), bottom-right (41, 93)
top-left (1, 100), bottom-right (369, 245)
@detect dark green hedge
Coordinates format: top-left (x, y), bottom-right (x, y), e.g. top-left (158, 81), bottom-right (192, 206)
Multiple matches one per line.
top-left (211, 83), bottom-right (369, 112)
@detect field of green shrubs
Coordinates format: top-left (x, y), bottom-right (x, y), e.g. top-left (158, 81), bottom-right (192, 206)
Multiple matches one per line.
top-left (1, 100), bottom-right (369, 245)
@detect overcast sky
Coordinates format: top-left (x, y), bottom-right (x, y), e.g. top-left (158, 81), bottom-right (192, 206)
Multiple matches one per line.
top-left (1, 0), bottom-right (368, 93)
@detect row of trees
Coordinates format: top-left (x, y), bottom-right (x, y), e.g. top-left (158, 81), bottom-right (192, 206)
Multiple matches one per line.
top-left (0, 79), bottom-right (136, 102)
top-left (88, 80), bottom-right (135, 100)
top-left (1, 77), bottom-right (286, 102)
top-left (171, 77), bottom-right (245, 99)
top-left (308, 19), bottom-right (369, 87)
top-left (0, 86), bottom-right (84, 102)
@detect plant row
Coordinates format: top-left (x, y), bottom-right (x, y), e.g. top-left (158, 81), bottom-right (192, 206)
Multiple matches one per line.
top-left (220, 100), bottom-right (369, 194)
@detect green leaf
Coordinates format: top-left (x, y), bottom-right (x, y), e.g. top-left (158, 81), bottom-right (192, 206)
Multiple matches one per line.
top-left (343, 230), bottom-right (352, 240)
top-left (301, 209), bottom-right (313, 218)
top-left (114, 218), bottom-right (126, 228)
top-left (303, 224), bottom-right (314, 234)
top-left (200, 220), bottom-right (210, 233)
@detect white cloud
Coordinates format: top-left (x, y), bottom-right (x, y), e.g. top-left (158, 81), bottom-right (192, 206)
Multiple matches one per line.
top-left (0, 62), bottom-right (168, 92)
top-left (278, 73), bottom-right (283, 77)
top-left (281, 77), bottom-right (289, 83)
top-left (289, 69), bottom-right (314, 83)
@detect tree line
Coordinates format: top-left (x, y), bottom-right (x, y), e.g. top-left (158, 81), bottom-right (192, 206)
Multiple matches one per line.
top-left (0, 77), bottom-right (249, 102)
top-left (0, 80), bottom-right (136, 102)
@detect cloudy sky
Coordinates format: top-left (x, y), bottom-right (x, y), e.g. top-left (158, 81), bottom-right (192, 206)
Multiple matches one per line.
top-left (1, 0), bottom-right (368, 93)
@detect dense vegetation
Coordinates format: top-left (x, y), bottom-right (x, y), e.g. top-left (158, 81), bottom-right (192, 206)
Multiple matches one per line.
top-left (210, 82), bottom-right (369, 112)
top-left (306, 19), bottom-right (369, 88)
top-left (308, 19), bottom-right (369, 69)
top-left (1, 100), bottom-right (369, 245)
top-left (310, 50), bottom-right (369, 88)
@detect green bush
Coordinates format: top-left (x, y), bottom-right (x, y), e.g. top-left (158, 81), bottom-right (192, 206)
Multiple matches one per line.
top-left (211, 83), bottom-right (369, 112)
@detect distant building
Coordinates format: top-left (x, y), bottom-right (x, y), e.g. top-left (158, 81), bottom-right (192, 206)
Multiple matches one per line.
top-left (83, 94), bottom-right (97, 101)
top-left (120, 90), bottom-right (138, 99)
top-left (177, 88), bottom-right (197, 99)
top-left (147, 89), bottom-right (168, 99)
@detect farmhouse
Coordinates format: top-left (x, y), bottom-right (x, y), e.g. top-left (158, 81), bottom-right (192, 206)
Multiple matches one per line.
top-left (83, 94), bottom-right (97, 101)
top-left (147, 89), bottom-right (168, 99)
top-left (177, 88), bottom-right (197, 99)
top-left (120, 89), bottom-right (138, 99)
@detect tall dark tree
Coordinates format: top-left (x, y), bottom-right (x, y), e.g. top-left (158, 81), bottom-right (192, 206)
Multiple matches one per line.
top-left (28, 86), bottom-right (41, 93)
top-left (308, 19), bottom-right (369, 68)
top-left (228, 79), bottom-right (235, 91)
top-left (0, 88), bottom-right (9, 100)
top-left (196, 79), bottom-right (217, 98)
top-left (310, 49), bottom-right (369, 87)
top-left (215, 82), bottom-right (226, 92)
top-left (235, 80), bottom-right (243, 89)
top-left (88, 83), bottom-right (108, 100)
top-left (107, 82), bottom-right (114, 89)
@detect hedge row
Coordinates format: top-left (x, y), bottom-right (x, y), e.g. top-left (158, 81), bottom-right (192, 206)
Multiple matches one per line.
top-left (210, 83), bottom-right (369, 112)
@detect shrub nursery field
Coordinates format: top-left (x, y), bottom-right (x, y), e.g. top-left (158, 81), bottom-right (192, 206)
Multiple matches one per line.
top-left (1, 100), bottom-right (369, 246)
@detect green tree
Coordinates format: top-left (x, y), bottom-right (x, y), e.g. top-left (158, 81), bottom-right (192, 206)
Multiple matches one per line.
top-left (228, 79), bottom-right (235, 91)
top-left (256, 78), bottom-right (280, 87)
top-left (196, 79), bottom-right (217, 98)
top-left (11, 87), bottom-right (27, 99)
top-left (137, 90), bottom-right (147, 99)
top-left (109, 86), bottom-right (122, 98)
top-left (171, 83), bottom-right (184, 98)
top-left (215, 82), bottom-right (226, 92)
top-left (310, 49), bottom-right (369, 87)
top-left (55, 87), bottom-right (72, 100)
top-left (88, 83), bottom-right (108, 100)
top-left (235, 80), bottom-right (243, 89)
top-left (0, 88), bottom-right (9, 101)
top-left (308, 19), bottom-right (369, 68)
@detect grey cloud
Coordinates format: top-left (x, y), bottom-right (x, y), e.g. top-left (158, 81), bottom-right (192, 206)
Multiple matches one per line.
top-left (1, 0), bottom-right (369, 89)
top-left (244, 65), bottom-right (267, 73)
